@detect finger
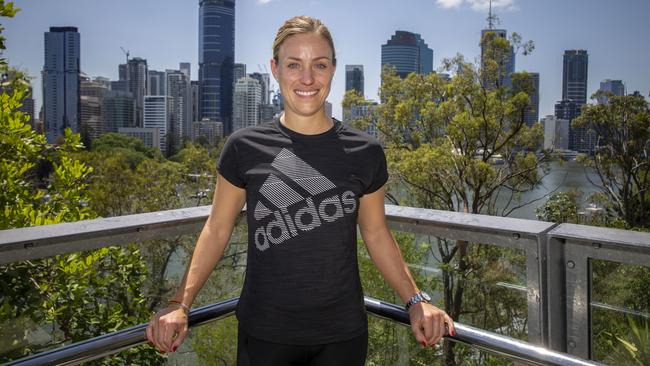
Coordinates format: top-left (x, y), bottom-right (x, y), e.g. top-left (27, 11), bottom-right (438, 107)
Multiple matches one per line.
top-left (426, 314), bottom-right (442, 345)
top-left (161, 322), bottom-right (177, 353)
top-left (410, 317), bottom-right (427, 346)
top-left (422, 314), bottom-right (435, 346)
top-left (445, 314), bottom-right (457, 337)
top-left (171, 324), bottom-right (189, 351)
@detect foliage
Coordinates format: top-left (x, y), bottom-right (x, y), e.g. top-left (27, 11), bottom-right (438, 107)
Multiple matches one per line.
top-left (535, 191), bottom-right (580, 223)
top-left (601, 316), bottom-right (650, 365)
top-left (0, 5), bottom-right (163, 362)
top-left (345, 31), bottom-right (543, 365)
top-left (573, 92), bottom-right (650, 229)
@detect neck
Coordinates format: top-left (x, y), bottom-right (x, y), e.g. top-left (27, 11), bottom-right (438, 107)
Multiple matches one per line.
top-left (280, 110), bottom-right (333, 135)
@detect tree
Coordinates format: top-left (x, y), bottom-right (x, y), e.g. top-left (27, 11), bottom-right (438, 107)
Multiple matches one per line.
top-left (0, 4), bottom-right (163, 363)
top-left (345, 32), bottom-right (545, 365)
top-left (573, 92), bottom-right (650, 229)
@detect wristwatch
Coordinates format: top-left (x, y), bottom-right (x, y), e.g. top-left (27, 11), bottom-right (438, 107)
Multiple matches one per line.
top-left (405, 291), bottom-right (431, 310)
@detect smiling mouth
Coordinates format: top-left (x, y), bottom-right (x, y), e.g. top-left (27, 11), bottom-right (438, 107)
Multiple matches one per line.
top-left (295, 89), bottom-right (318, 97)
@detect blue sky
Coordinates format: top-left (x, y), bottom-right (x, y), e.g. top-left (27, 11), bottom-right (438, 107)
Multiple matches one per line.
top-left (3, 0), bottom-right (650, 120)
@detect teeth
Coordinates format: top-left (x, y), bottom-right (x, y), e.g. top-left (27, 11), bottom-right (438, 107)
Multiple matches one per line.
top-left (295, 90), bottom-right (318, 96)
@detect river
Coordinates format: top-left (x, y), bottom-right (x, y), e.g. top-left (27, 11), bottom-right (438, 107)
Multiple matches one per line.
top-left (501, 160), bottom-right (601, 220)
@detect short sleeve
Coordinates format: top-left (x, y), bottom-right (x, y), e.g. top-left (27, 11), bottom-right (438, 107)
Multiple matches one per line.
top-left (217, 135), bottom-right (246, 188)
top-left (363, 142), bottom-right (389, 194)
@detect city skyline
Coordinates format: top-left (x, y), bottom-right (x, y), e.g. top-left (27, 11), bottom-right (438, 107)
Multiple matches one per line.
top-left (4, 0), bottom-right (650, 121)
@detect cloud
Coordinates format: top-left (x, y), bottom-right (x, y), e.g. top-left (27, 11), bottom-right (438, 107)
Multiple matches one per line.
top-left (435, 0), bottom-right (516, 11)
top-left (435, 0), bottom-right (464, 8)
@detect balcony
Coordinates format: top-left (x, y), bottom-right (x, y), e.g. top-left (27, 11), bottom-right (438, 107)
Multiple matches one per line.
top-left (1, 205), bottom-right (648, 365)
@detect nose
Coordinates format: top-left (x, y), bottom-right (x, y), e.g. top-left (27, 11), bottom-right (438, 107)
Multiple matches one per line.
top-left (300, 67), bottom-right (314, 85)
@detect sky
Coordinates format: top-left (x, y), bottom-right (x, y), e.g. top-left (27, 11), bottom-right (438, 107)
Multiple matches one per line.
top-left (3, 0), bottom-right (650, 120)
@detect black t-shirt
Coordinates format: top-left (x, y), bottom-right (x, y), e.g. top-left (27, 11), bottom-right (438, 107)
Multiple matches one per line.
top-left (217, 117), bottom-right (388, 345)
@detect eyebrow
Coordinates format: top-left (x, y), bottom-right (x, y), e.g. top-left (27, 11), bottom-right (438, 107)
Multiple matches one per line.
top-left (285, 56), bottom-right (331, 62)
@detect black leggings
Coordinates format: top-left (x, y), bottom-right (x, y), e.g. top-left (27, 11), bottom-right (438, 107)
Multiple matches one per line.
top-left (236, 325), bottom-right (368, 366)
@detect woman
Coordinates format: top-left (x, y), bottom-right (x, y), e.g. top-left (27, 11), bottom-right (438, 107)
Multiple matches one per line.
top-left (146, 15), bottom-right (455, 365)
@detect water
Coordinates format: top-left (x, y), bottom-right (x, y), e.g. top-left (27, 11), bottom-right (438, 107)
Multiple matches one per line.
top-left (503, 160), bottom-right (600, 220)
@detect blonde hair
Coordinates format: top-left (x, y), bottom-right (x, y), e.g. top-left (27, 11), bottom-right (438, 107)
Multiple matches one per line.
top-left (272, 16), bottom-right (336, 66)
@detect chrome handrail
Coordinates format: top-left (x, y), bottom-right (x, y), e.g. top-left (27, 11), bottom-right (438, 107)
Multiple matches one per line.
top-left (4, 297), bottom-right (603, 366)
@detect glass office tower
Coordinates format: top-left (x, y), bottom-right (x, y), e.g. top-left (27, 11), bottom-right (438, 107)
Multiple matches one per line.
top-left (198, 0), bottom-right (235, 134)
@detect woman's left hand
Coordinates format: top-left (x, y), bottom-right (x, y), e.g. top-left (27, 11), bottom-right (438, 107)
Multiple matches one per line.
top-left (408, 302), bottom-right (456, 347)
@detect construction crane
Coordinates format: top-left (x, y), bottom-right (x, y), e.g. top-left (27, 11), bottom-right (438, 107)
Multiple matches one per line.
top-left (120, 46), bottom-right (130, 63)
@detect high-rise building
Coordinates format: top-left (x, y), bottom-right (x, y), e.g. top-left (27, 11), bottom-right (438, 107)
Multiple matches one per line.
top-left (598, 79), bottom-right (625, 104)
top-left (233, 63), bottom-right (246, 83)
top-left (103, 90), bottom-right (135, 133)
top-left (166, 69), bottom-right (192, 147)
top-left (343, 102), bottom-right (379, 138)
top-left (381, 31), bottom-right (433, 79)
top-left (562, 50), bottom-right (588, 107)
top-left (80, 73), bottom-right (108, 140)
top-left (542, 115), bottom-right (569, 150)
top-left (180, 62), bottom-right (191, 79)
top-left (561, 50), bottom-right (593, 153)
top-left (555, 99), bottom-right (579, 121)
top-left (480, 28), bottom-right (515, 88)
top-left (249, 72), bottom-right (270, 105)
top-left (143, 95), bottom-right (170, 154)
top-left (198, 0), bottom-right (235, 134)
top-left (148, 70), bottom-right (166, 96)
top-left (43, 26), bottom-right (80, 142)
top-left (123, 57), bottom-right (148, 127)
top-left (345, 65), bottom-right (364, 96)
top-left (232, 77), bottom-right (261, 131)
top-left (191, 80), bottom-right (200, 123)
top-left (118, 127), bottom-right (161, 150)
top-left (19, 85), bottom-right (36, 128)
top-left (192, 119), bottom-right (223, 146)
top-left (521, 72), bottom-right (540, 127)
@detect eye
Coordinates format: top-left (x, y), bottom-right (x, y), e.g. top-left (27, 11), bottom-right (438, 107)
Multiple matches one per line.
top-left (315, 63), bottom-right (328, 70)
top-left (287, 63), bottom-right (300, 69)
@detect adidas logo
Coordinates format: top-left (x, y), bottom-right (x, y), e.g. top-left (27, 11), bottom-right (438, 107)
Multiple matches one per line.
top-left (253, 148), bottom-right (357, 251)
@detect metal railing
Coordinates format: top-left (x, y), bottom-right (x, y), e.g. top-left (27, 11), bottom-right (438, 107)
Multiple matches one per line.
top-left (4, 297), bottom-right (602, 366)
top-left (1, 204), bottom-right (649, 362)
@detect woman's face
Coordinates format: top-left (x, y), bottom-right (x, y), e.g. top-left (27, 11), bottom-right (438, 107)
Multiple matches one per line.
top-left (271, 32), bottom-right (335, 119)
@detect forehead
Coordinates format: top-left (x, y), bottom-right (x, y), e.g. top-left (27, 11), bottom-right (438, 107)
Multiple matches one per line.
top-left (277, 33), bottom-right (333, 60)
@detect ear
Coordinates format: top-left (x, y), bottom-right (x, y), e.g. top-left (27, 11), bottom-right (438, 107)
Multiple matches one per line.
top-left (270, 58), bottom-right (279, 80)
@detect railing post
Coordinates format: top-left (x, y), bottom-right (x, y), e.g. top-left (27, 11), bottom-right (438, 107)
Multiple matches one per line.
top-left (564, 239), bottom-right (592, 359)
top-left (546, 236), bottom-right (568, 353)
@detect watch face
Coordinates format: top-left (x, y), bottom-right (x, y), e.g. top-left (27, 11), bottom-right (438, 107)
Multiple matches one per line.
top-left (422, 292), bottom-right (432, 302)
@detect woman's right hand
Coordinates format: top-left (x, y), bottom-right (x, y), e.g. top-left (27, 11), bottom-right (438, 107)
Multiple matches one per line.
top-left (145, 305), bottom-right (189, 353)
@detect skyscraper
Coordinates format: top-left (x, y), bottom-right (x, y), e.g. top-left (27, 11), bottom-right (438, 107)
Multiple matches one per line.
top-left (249, 72), bottom-right (270, 105)
top-left (232, 77), bottom-right (261, 131)
top-left (124, 57), bottom-right (148, 127)
top-left (144, 95), bottom-right (171, 154)
top-left (80, 73), bottom-right (109, 140)
top-left (519, 72), bottom-right (540, 127)
top-left (43, 26), bottom-right (80, 142)
top-left (562, 50), bottom-right (593, 153)
top-left (147, 70), bottom-right (166, 96)
top-left (103, 90), bottom-right (135, 133)
top-left (562, 50), bottom-right (588, 106)
top-left (345, 65), bottom-right (364, 96)
top-left (480, 28), bottom-right (515, 88)
top-left (381, 31), bottom-right (433, 78)
top-left (598, 79), bottom-right (625, 104)
top-left (198, 0), bottom-right (235, 134)
top-left (233, 63), bottom-right (246, 83)
top-left (166, 68), bottom-right (192, 147)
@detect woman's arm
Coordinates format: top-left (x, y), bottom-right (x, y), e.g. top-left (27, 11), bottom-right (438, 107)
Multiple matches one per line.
top-left (146, 174), bottom-right (246, 353)
top-left (357, 185), bottom-right (456, 347)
